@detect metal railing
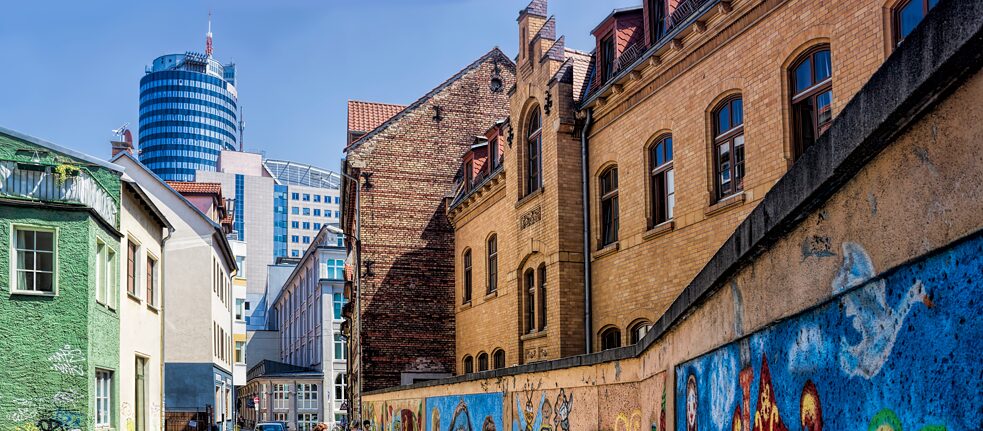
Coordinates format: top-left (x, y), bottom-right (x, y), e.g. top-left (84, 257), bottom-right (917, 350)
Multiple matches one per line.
top-left (0, 161), bottom-right (117, 225)
top-left (666, 0), bottom-right (714, 31)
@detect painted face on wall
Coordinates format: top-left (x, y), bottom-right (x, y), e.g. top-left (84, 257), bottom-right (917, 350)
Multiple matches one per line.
top-left (686, 374), bottom-right (698, 431)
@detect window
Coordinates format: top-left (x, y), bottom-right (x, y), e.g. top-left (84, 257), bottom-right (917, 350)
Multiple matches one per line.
top-left (291, 250), bottom-right (300, 257)
top-left (713, 96), bottom-right (745, 201)
top-left (334, 196), bottom-right (340, 204)
top-left (95, 370), bottom-right (113, 426)
top-left (314, 209), bottom-right (321, 217)
top-left (333, 293), bottom-right (345, 319)
top-left (235, 255), bottom-right (245, 279)
top-left (314, 223), bottom-right (321, 230)
top-left (526, 107), bottom-right (543, 195)
top-left (525, 269), bottom-right (536, 334)
top-left (477, 352), bottom-right (489, 372)
top-left (303, 222), bottom-right (311, 230)
top-left (314, 195), bottom-right (321, 203)
top-left (303, 208), bottom-right (311, 216)
top-left (334, 373), bottom-right (347, 400)
top-left (334, 334), bottom-right (346, 360)
top-left (235, 341), bottom-right (245, 363)
top-left (12, 227), bottom-right (55, 293)
top-left (463, 355), bottom-right (474, 374)
top-left (292, 207), bottom-right (300, 215)
top-left (650, 136), bottom-right (675, 226)
top-left (462, 249), bottom-right (473, 304)
top-left (599, 167), bottom-right (619, 247)
top-left (600, 35), bottom-right (616, 83)
top-left (303, 236), bottom-right (311, 244)
top-left (648, 0), bottom-right (667, 43)
top-left (629, 321), bottom-right (652, 344)
top-left (894, 0), bottom-right (938, 46)
top-left (127, 240), bottom-right (138, 297)
top-left (235, 299), bottom-right (245, 320)
top-left (600, 327), bottom-right (622, 351)
top-left (537, 264), bottom-right (547, 331)
top-left (790, 47), bottom-right (833, 159)
top-left (325, 259), bottom-right (344, 280)
top-left (95, 240), bottom-right (117, 306)
top-left (273, 384), bottom-right (288, 410)
top-left (486, 235), bottom-right (498, 294)
top-left (335, 211), bottom-right (340, 218)
top-left (292, 221), bottom-right (300, 229)
top-left (298, 413), bottom-right (318, 431)
top-left (297, 384), bottom-right (318, 410)
top-left (135, 357), bottom-right (147, 431)
top-left (292, 192), bottom-right (300, 200)
top-left (302, 193), bottom-right (311, 201)
top-left (493, 349), bottom-right (505, 369)
top-left (291, 236), bottom-right (299, 243)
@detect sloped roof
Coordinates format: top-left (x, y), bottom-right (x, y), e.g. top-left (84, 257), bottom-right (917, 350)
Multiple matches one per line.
top-left (0, 126), bottom-right (123, 172)
top-left (347, 101), bottom-right (407, 133)
top-left (345, 47), bottom-right (515, 153)
top-left (165, 181), bottom-right (223, 195)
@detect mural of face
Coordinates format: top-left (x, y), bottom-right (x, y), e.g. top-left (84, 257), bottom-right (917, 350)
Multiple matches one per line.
top-left (553, 389), bottom-right (573, 431)
top-left (686, 374), bottom-right (698, 431)
top-left (799, 380), bottom-right (822, 431)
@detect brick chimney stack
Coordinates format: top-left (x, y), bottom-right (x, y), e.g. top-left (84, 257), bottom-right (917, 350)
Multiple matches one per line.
top-left (111, 140), bottom-right (134, 157)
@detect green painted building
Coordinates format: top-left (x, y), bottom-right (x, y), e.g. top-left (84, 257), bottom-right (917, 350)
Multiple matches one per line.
top-left (0, 127), bottom-right (123, 430)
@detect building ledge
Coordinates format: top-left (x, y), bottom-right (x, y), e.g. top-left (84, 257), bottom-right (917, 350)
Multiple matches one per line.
top-left (705, 192), bottom-right (745, 217)
top-left (643, 220), bottom-right (675, 240)
top-left (591, 241), bottom-right (620, 260)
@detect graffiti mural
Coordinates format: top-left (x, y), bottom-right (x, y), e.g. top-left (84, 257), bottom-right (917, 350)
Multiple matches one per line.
top-left (47, 345), bottom-right (85, 376)
top-left (364, 398), bottom-right (425, 431)
top-left (425, 393), bottom-right (503, 431)
top-left (676, 239), bottom-right (983, 431)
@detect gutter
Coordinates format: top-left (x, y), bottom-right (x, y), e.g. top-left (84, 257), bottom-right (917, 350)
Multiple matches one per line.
top-left (159, 225), bottom-right (174, 431)
top-left (580, 109), bottom-right (594, 354)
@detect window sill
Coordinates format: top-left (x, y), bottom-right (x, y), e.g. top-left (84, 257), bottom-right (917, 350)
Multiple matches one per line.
top-left (459, 301), bottom-right (472, 311)
top-left (147, 304), bottom-right (160, 313)
top-left (127, 292), bottom-right (142, 303)
top-left (591, 241), bottom-right (620, 260)
top-left (643, 220), bottom-right (675, 240)
top-left (520, 330), bottom-right (548, 341)
top-left (515, 187), bottom-right (544, 209)
top-left (706, 192), bottom-right (746, 217)
top-left (484, 290), bottom-right (499, 300)
top-left (9, 290), bottom-right (57, 298)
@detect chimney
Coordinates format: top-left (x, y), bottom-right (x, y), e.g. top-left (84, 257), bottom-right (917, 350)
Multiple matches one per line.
top-left (111, 140), bottom-right (134, 157)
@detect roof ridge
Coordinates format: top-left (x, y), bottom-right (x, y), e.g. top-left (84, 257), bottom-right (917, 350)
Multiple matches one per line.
top-left (345, 47), bottom-right (515, 153)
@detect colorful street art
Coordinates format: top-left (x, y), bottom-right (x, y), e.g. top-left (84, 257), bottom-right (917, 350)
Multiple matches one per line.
top-left (364, 398), bottom-right (425, 431)
top-left (676, 239), bottom-right (983, 431)
top-left (425, 393), bottom-right (503, 431)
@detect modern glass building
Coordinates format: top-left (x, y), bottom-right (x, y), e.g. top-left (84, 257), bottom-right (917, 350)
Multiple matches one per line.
top-left (265, 160), bottom-right (341, 258)
top-left (139, 52), bottom-right (240, 181)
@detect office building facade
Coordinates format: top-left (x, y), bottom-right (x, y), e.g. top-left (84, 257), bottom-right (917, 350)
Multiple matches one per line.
top-left (264, 160), bottom-right (341, 258)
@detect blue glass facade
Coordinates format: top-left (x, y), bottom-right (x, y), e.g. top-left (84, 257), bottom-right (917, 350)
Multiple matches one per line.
top-left (273, 184), bottom-right (288, 258)
top-left (139, 54), bottom-right (240, 181)
top-left (234, 174), bottom-right (245, 241)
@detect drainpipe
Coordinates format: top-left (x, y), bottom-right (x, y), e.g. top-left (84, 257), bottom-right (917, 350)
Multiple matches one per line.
top-left (580, 109), bottom-right (594, 354)
top-left (160, 226), bottom-right (174, 431)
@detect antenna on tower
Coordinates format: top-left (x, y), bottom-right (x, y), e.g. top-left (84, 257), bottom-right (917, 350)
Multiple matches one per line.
top-left (206, 11), bottom-right (213, 57)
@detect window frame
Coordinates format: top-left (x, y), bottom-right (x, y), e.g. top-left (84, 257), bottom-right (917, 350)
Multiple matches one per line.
top-left (892, 0), bottom-right (938, 47)
top-left (649, 135), bottom-right (675, 227)
top-left (599, 166), bottom-right (620, 247)
top-left (463, 355), bottom-right (474, 374)
top-left (537, 264), bottom-right (547, 331)
top-left (334, 373), bottom-right (347, 401)
top-left (525, 107), bottom-right (543, 196)
top-left (492, 349), bottom-right (506, 369)
top-left (524, 269), bottom-right (536, 334)
top-left (477, 352), bottom-right (489, 372)
top-left (126, 239), bottom-right (139, 298)
top-left (600, 33), bottom-right (616, 84)
top-left (10, 224), bottom-right (58, 296)
top-left (95, 369), bottom-right (113, 427)
top-left (712, 95), bottom-right (746, 202)
top-left (629, 320), bottom-right (653, 345)
top-left (789, 46), bottom-right (833, 160)
top-left (146, 253), bottom-right (159, 307)
top-left (486, 235), bottom-right (498, 294)
top-left (462, 249), bottom-right (473, 304)
top-left (599, 327), bottom-right (622, 351)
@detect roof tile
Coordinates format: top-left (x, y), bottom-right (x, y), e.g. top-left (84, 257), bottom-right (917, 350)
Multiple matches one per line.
top-left (347, 101), bottom-right (407, 133)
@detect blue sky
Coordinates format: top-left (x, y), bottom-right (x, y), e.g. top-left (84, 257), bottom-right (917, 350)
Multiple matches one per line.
top-left (0, 0), bottom-right (636, 171)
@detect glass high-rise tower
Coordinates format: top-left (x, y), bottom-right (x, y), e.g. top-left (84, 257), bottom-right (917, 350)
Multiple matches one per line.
top-left (138, 23), bottom-right (240, 181)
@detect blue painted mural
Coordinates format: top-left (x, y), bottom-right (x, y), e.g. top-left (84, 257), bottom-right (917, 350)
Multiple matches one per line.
top-left (676, 238), bottom-right (983, 431)
top-left (426, 393), bottom-right (504, 431)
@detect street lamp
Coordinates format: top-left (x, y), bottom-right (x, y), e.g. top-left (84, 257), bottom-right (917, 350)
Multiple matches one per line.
top-left (329, 168), bottom-right (365, 424)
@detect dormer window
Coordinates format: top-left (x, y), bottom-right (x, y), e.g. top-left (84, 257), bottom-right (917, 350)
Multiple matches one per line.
top-left (601, 35), bottom-right (616, 83)
top-left (647, 0), bottom-right (667, 43)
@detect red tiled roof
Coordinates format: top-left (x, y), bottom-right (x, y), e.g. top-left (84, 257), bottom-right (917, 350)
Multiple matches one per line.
top-left (166, 181), bottom-right (223, 195)
top-left (347, 100), bottom-right (406, 133)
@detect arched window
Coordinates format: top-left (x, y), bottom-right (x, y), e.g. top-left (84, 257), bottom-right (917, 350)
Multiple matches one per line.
top-left (492, 349), bottom-right (506, 369)
top-left (463, 355), bottom-right (474, 374)
top-left (712, 96), bottom-right (745, 201)
top-left (600, 327), bottom-right (622, 351)
top-left (893, 0), bottom-right (939, 47)
top-left (629, 320), bottom-right (652, 344)
top-left (526, 107), bottom-right (543, 195)
top-left (334, 373), bottom-right (347, 401)
top-left (650, 135), bottom-right (674, 226)
top-left (463, 249), bottom-right (472, 304)
top-left (477, 352), bottom-right (489, 372)
top-left (537, 264), bottom-right (547, 331)
top-left (790, 46), bottom-right (832, 160)
top-left (525, 269), bottom-right (536, 334)
top-left (487, 235), bottom-right (498, 294)
top-left (599, 167), bottom-right (619, 247)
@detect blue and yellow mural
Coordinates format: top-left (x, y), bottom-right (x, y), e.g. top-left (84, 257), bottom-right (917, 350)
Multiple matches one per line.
top-left (676, 239), bottom-right (983, 431)
top-left (426, 393), bottom-right (504, 431)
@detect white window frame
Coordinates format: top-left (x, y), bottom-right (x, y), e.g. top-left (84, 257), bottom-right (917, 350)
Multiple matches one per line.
top-left (235, 298), bottom-right (245, 321)
top-left (298, 412), bottom-right (318, 431)
top-left (235, 341), bottom-right (245, 364)
top-left (297, 383), bottom-right (318, 410)
top-left (95, 238), bottom-right (118, 308)
top-left (273, 384), bottom-right (289, 410)
top-left (10, 224), bottom-right (58, 296)
top-left (95, 369), bottom-right (113, 427)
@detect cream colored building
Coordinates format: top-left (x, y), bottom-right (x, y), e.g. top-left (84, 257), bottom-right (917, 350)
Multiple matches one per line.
top-left (117, 169), bottom-right (173, 431)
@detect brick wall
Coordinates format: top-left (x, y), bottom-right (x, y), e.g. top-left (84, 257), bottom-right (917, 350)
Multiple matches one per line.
top-left (344, 48), bottom-right (515, 393)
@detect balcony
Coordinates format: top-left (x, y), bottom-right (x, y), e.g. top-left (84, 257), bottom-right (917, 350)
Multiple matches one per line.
top-left (0, 160), bottom-right (117, 225)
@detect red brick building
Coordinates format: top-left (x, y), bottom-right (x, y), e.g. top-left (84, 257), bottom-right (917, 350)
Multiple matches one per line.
top-left (340, 48), bottom-right (515, 416)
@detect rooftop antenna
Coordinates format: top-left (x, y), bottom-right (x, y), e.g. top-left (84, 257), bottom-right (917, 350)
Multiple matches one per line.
top-left (206, 11), bottom-right (213, 57)
top-left (112, 123), bottom-right (132, 144)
